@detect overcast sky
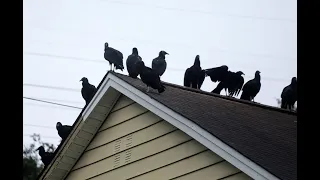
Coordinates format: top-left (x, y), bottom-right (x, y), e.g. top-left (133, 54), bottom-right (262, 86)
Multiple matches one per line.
top-left (23, 0), bottom-right (297, 148)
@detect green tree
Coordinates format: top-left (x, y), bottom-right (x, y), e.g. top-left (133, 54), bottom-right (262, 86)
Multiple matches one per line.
top-left (23, 134), bottom-right (56, 180)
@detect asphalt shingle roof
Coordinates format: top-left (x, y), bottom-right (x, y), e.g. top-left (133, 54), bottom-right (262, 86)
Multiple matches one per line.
top-left (113, 72), bottom-right (297, 180)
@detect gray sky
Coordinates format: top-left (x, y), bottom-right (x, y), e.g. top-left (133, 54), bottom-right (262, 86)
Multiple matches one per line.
top-left (23, 0), bottom-right (297, 148)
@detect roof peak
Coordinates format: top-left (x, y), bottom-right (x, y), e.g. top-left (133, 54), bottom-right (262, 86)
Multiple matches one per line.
top-left (111, 71), bottom-right (297, 116)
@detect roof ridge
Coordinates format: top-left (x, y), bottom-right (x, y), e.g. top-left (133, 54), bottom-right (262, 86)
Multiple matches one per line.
top-left (111, 71), bottom-right (297, 116)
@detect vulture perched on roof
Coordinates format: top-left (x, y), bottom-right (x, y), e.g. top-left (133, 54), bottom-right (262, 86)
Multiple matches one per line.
top-left (56, 122), bottom-right (72, 141)
top-left (228, 71), bottom-right (245, 97)
top-left (152, 50), bottom-right (169, 76)
top-left (126, 47), bottom-right (142, 78)
top-left (104, 42), bottom-right (124, 71)
top-left (205, 65), bottom-right (229, 83)
top-left (36, 146), bottom-right (54, 166)
top-left (240, 70), bottom-right (261, 101)
top-left (80, 77), bottom-right (97, 105)
top-left (281, 77), bottom-right (297, 110)
top-left (211, 81), bottom-right (227, 94)
top-left (136, 60), bottom-right (165, 93)
top-left (184, 55), bottom-right (206, 89)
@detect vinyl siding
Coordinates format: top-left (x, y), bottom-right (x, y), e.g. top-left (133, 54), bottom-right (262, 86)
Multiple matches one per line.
top-left (65, 95), bottom-right (252, 180)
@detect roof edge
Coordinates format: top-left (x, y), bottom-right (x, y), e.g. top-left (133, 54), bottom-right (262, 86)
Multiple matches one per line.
top-left (37, 71), bottom-right (112, 180)
top-left (111, 72), bottom-right (296, 116)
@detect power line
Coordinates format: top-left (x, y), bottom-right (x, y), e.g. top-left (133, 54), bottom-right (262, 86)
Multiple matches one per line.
top-left (23, 32), bottom-right (296, 60)
top-left (23, 134), bottom-right (60, 139)
top-left (24, 103), bottom-right (82, 111)
top-left (23, 83), bottom-right (79, 92)
top-left (102, 0), bottom-right (296, 23)
top-left (23, 97), bottom-right (83, 104)
top-left (24, 52), bottom-right (291, 82)
top-left (23, 97), bottom-right (82, 109)
top-left (24, 124), bottom-right (55, 129)
top-left (24, 52), bottom-right (105, 64)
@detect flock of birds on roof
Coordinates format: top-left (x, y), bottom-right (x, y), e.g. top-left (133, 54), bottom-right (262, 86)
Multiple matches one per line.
top-left (36, 42), bottom-right (297, 166)
top-left (101, 42), bottom-right (297, 110)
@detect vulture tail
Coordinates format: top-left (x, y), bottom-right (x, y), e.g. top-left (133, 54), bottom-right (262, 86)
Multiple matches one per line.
top-left (158, 84), bottom-right (166, 93)
top-left (211, 82), bottom-right (224, 94)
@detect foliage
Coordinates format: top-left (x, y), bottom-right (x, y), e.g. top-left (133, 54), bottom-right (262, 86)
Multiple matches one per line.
top-left (23, 134), bottom-right (56, 180)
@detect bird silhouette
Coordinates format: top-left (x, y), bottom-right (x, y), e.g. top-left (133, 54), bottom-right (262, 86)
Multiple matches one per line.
top-left (56, 122), bottom-right (72, 141)
top-left (126, 47), bottom-right (142, 78)
top-left (205, 65), bottom-right (229, 83)
top-left (36, 146), bottom-right (54, 166)
top-left (152, 50), bottom-right (169, 76)
top-left (80, 77), bottom-right (97, 105)
top-left (104, 42), bottom-right (124, 71)
top-left (136, 60), bottom-right (165, 93)
top-left (281, 77), bottom-right (297, 110)
top-left (184, 55), bottom-right (206, 89)
top-left (227, 71), bottom-right (245, 97)
top-left (240, 71), bottom-right (261, 102)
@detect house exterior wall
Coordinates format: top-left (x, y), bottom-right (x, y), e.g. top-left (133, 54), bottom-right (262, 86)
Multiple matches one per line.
top-left (65, 95), bottom-right (252, 180)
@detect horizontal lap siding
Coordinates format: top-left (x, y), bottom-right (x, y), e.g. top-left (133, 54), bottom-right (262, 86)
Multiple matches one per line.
top-left (220, 172), bottom-right (252, 180)
top-left (171, 161), bottom-right (241, 180)
top-left (65, 95), bottom-right (251, 180)
top-left (111, 95), bottom-right (135, 112)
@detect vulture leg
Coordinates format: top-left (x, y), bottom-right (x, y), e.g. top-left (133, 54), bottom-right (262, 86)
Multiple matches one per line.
top-left (109, 63), bottom-right (112, 71)
top-left (146, 86), bottom-right (150, 93)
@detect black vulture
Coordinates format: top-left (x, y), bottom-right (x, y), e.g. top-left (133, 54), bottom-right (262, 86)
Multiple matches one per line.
top-left (210, 70), bottom-right (245, 96)
top-left (184, 55), bottom-right (206, 89)
top-left (205, 65), bottom-right (229, 83)
top-left (281, 77), bottom-right (297, 110)
top-left (104, 42), bottom-right (124, 71)
top-left (152, 50), bottom-right (169, 76)
top-left (126, 47), bottom-right (142, 78)
top-left (228, 71), bottom-right (245, 97)
top-left (80, 77), bottom-right (97, 105)
top-left (36, 146), bottom-right (54, 166)
top-left (56, 122), bottom-right (72, 141)
top-left (240, 71), bottom-right (261, 101)
top-left (136, 61), bottom-right (165, 93)
top-left (211, 81), bottom-right (226, 94)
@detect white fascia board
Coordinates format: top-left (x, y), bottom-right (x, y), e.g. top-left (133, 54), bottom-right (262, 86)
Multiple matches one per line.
top-left (82, 77), bottom-right (111, 120)
top-left (107, 73), bottom-right (280, 180)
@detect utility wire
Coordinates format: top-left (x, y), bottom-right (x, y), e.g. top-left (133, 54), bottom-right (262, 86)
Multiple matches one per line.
top-left (23, 97), bottom-right (82, 109)
top-left (23, 97), bottom-right (83, 104)
top-left (24, 52), bottom-right (292, 82)
top-left (24, 103), bottom-right (82, 111)
top-left (23, 83), bottom-right (79, 92)
top-left (101, 0), bottom-right (296, 22)
top-left (24, 124), bottom-right (55, 129)
top-left (23, 134), bottom-right (60, 139)
top-left (24, 52), bottom-right (105, 64)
